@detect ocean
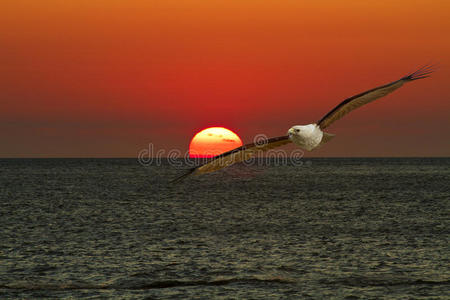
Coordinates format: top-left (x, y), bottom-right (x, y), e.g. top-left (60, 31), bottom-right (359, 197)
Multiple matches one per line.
top-left (0, 158), bottom-right (449, 299)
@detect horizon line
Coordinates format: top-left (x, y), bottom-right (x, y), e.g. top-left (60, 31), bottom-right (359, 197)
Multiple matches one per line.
top-left (1, 156), bottom-right (449, 159)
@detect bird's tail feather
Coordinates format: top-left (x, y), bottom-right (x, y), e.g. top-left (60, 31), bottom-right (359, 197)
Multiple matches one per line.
top-left (316, 132), bottom-right (336, 149)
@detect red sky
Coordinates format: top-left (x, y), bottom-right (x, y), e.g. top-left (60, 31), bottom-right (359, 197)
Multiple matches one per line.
top-left (1, 0), bottom-right (449, 157)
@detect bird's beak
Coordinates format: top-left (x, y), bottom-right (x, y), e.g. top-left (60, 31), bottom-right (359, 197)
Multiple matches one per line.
top-left (287, 128), bottom-right (294, 137)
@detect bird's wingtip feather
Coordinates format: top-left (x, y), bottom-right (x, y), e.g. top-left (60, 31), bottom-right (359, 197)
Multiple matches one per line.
top-left (170, 168), bottom-right (197, 183)
top-left (403, 64), bottom-right (437, 81)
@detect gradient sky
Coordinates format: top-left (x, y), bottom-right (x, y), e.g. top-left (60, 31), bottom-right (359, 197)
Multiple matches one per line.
top-left (1, 0), bottom-right (449, 157)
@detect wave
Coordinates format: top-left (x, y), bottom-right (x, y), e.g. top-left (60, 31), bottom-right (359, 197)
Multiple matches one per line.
top-left (2, 276), bottom-right (448, 291)
top-left (319, 277), bottom-right (450, 288)
top-left (0, 277), bottom-right (293, 291)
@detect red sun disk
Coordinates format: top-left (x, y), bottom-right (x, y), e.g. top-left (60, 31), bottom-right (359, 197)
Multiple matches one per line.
top-left (189, 127), bottom-right (243, 158)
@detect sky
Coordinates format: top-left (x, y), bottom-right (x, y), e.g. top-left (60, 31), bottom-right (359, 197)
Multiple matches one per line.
top-left (1, 0), bottom-right (449, 157)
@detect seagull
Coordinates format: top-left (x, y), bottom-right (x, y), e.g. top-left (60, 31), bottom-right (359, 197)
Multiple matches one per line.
top-left (172, 66), bottom-right (434, 182)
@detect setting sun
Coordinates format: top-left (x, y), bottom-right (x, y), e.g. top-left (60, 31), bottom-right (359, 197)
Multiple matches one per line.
top-left (189, 127), bottom-right (243, 158)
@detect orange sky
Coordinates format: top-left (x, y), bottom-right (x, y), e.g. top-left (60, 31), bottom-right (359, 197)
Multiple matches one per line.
top-left (1, 0), bottom-right (449, 157)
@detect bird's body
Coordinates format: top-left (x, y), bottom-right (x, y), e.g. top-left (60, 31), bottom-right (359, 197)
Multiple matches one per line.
top-left (172, 65), bottom-right (435, 182)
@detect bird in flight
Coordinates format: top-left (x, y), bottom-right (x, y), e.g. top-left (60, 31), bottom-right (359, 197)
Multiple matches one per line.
top-left (172, 65), bottom-right (434, 182)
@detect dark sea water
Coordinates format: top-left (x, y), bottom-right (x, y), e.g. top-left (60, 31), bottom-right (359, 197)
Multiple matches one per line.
top-left (0, 158), bottom-right (449, 299)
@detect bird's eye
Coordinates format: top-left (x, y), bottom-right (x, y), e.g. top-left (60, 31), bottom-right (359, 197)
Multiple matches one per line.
top-left (295, 129), bottom-right (300, 133)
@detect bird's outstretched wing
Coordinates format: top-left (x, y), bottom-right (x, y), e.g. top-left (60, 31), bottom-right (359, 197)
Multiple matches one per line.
top-left (171, 135), bottom-right (291, 182)
top-left (317, 65), bottom-right (434, 130)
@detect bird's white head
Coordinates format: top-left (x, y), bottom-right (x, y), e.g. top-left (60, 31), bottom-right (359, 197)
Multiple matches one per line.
top-left (288, 124), bottom-right (323, 150)
top-left (287, 125), bottom-right (312, 139)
